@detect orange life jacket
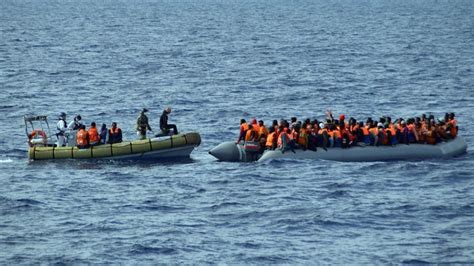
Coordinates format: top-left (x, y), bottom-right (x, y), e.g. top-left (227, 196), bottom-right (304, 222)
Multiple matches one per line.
top-left (425, 129), bottom-right (437, 145)
top-left (361, 127), bottom-right (370, 136)
top-left (88, 127), bottom-right (99, 144)
top-left (332, 129), bottom-right (341, 139)
top-left (388, 124), bottom-right (397, 136)
top-left (266, 132), bottom-right (276, 148)
top-left (448, 120), bottom-right (458, 137)
top-left (379, 129), bottom-right (388, 145)
top-left (259, 126), bottom-right (269, 140)
top-left (369, 127), bottom-right (378, 136)
top-left (245, 129), bottom-right (257, 141)
top-left (76, 129), bottom-right (88, 146)
top-left (297, 128), bottom-right (308, 146)
top-left (240, 123), bottom-right (249, 133)
top-left (277, 131), bottom-right (289, 148)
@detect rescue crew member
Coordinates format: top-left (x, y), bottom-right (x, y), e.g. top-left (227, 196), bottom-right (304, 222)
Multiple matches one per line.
top-left (88, 122), bottom-right (100, 146)
top-left (68, 114), bottom-right (83, 131)
top-left (136, 108), bottom-right (152, 140)
top-left (160, 107), bottom-right (178, 135)
top-left (108, 122), bottom-right (123, 144)
top-left (56, 112), bottom-right (68, 147)
top-left (76, 125), bottom-right (89, 149)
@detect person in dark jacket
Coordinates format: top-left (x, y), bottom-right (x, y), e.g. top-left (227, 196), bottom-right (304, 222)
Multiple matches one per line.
top-left (160, 107), bottom-right (178, 135)
top-left (99, 123), bottom-right (108, 144)
top-left (108, 122), bottom-right (122, 144)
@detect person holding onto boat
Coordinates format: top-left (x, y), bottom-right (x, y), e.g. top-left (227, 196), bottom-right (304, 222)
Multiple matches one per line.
top-left (160, 107), bottom-right (178, 136)
top-left (136, 108), bottom-right (153, 140)
top-left (56, 112), bottom-right (68, 147)
top-left (237, 119), bottom-right (248, 143)
top-left (76, 125), bottom-right (89, 149)
top-left (108, 122), bottom-right (123, 144)
top-left (88, 122), bottom-right (100, 146)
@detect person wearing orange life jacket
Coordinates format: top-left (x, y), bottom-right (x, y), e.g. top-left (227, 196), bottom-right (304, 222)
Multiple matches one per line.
top-left (414, 120), bottom-right (426, 144)
top-left (265, 127), bottom-right (278, 150)
top-left (385, 118), bottom-right (398, 146)
top-left (250, 118), bottom-right (260, 134)
top-left (359, 121), bottom-right (371, 145)
top-left (397, 119), bottom-right (408, 144)
top-left (368, 122), bottom-right (379, 146)
top-left (317, 123), bottom-right (329, 150)
top-left (446, 113), bottom-right (458, 138)
top-left (330, 123), bottom-right (342, 148)
top-left (244, 124), bottom-right (258, 142)
top-left (374, 123), bottom-right (386, 146)
top-left (406, 119), bottom-right (418, 143)
top-left (107, 122), bottom-right (122, 144)
top-left (424, 120), bottom-right (438, 145)
top-left (277, 127), bottom-right (295, 153)
top-left (257, 120), bottom-right (268, 141)
top-left (88, 122), bottom-right (100, 146)
top-left (237, 119), bottom-right (249, 143)
top-left (297, 122), bottom-right (309, 150)
top-left (436, 119), bottom-right (448, 141)
top-left (76, 125), bottom-right (89, 149)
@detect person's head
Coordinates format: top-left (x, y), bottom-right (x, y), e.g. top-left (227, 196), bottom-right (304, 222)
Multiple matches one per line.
top-left (401, 120), bottom-right (406, 127)
top-left (379, 117), bottom-right (386, 124)
top-left (272, 120), bottom-right (278, 127)
top-left (258, 120), bottom-right (264, 126)
top-left (240, 119), bottom-right (246, 124)
top-left (80, 124), bottom-right (86, 130)
top-left (91, 122), bottom-right (96, 127)
top-left (112, 122), bottom-right (117, 128)
top-left (358, 121), bottom-right (364, 127)
top-left (248, 124), bottom-right (253, 130)
top-left (166, 107), bottom-right (172, 113)
top-left (377, 122), bottom-right (383, 129)
top-left (319, 122), bottom-right (325, 129)
top-left (291, 117), bottom-right (297, 123)
top-left (449, 112), bottom-right (455, 119)
top-left (101, 123), bottom-right (106, 130)
top-left (59, 112), bottom-right (66, 119)
top-left (75, 115), bottom-right (82, 121)
top-left (268, 126), bottom-right (274, 134)
top-left (251, 118), bottom-right (257, 125)
top-left (141, 108), bottom-right (148, 114)
top-left (387, 117), bottom-right (392, 123)
top-left (339, 114), bottom-right (345, 121)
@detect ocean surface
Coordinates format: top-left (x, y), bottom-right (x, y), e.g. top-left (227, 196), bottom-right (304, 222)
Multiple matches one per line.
top-left (1, 0), bottom-right (473, 263)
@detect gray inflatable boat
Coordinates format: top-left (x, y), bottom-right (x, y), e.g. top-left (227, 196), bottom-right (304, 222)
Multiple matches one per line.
top-left (209, 137), bottom-right (467, 162)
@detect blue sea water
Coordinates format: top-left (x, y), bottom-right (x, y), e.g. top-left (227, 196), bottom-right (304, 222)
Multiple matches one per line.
top-left (1, 0), bottom-right (474, 263)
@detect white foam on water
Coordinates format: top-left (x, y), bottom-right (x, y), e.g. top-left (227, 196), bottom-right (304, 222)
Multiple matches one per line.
top-left (0, 159), bottom-right (14, 164)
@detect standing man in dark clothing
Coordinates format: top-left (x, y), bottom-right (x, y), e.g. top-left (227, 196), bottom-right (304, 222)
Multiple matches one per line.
top-left (136, 108), bottom-right (153, 139)
top-left (160, 107), bottom-right (178, 135)
top-left (108, 122), bottom-right (123, 144)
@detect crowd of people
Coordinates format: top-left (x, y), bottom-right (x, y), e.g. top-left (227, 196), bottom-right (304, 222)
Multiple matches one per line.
top-left (237, 112), bottom-right (459, 153)
top-left (53, 107), bottom-right (178, 149)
